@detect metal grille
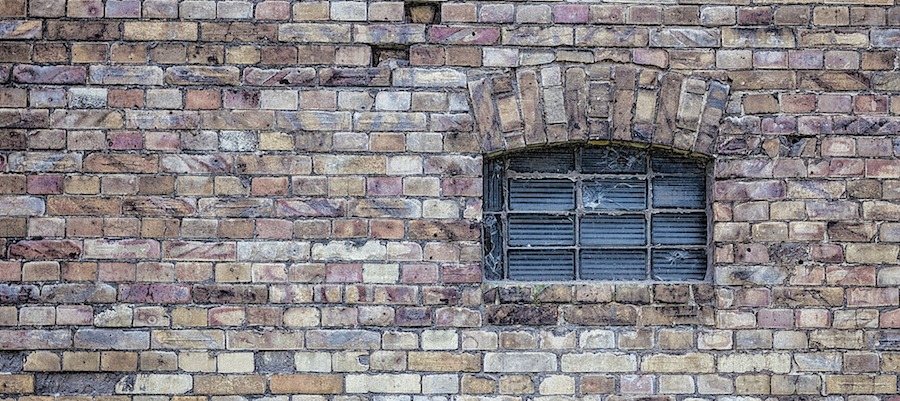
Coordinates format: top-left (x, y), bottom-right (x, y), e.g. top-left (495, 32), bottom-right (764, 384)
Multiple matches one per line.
top-left (483, 145), bottom-right (710, 281)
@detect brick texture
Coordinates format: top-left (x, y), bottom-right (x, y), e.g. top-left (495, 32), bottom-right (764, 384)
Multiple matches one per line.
top-left (2, 0), bottom-right (900, 398)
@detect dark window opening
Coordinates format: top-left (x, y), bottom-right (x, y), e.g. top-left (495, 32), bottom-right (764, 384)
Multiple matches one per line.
top-left (483, 144), bottom-right (711, 282)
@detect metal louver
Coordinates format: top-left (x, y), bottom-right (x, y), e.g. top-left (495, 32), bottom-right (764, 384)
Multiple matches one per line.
top-left (652, 213), bottom-right (706, 245)
top-left (509, 250), bottom-right (575, 280)
top-left (583, 179), bottom-right (647, 210)
top-left (653, 249), bottom-right (707, 280)
top-left (581, 250), bottom-right (646, 280)
top-left (508, 214), bottom-right (575, 246)
top-left (652, 176), bottom-right (705, 208)
top-left (509, 179), bottom-right (575, 211)
top-left (581, 215), bottom-right (645, 246)
top-left (508, 149), bottom-right (575, 173)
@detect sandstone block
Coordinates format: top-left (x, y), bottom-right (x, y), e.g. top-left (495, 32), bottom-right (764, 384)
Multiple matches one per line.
top-left (641, 353), bottom-right (715, 373)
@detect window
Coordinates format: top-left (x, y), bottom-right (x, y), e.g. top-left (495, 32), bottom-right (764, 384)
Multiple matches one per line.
top-left (483, 144), bottom-right (710, 281)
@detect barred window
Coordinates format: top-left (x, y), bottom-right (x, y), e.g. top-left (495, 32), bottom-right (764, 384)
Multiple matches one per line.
top-left (483, 145), bottom-right (710, 281)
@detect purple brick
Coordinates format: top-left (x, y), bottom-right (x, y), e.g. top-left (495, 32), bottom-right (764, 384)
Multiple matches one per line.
top-left (761, 116), bottom-right (797, 134)
top-left (553, 4), bottom-right (589, 23)
top-left (105, 0), bottom-right (141, 18)
top-left (9, 240), bottom-right (82, 259)
top-left (395, 306), bottom-right (432, 326)
top-left (789, 50), bottom-right (824, 69)
top-left (13, 65), bottom-right (86, 84)
top-left (27, 175), bottom-right (63, 194)
top-left (713, 180), bottom-right (786, 201)
top-left (119, 284), bottom-right (191, 303)
top-left (107, 131), bottom-right (143, 150)
top-left (757, 309), bottom-right (794, 328)
top-left (325, 264), bottom-right (362, 283)
top-left (441, 264), bottom-right (481, 283)
top-left (256, 1), bottom-right (291, 20)
top-left (428, 26), bottom-right (500, 45)
top-left (224, 89), bottom-right (261, 109)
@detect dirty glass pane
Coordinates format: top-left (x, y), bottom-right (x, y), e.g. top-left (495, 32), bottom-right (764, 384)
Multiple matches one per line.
top-left (581, 250), bottom-right (646, 280)
top-left (483, 214), bottom-right (503, 280)
top-left (651, 152), bottom-right (705, 174)
top-left (508, 149), bottom-right (575, 173)
top-left (583, 179), bottom-right (647, 210)
top-left (582, 147), bottom-right (647, 174)
top-left (509, 179), bottom-right (575, 211)
top-left (653, 249), bottom-right (706, 280)
top-left (651, 213), bottom-right (706, 245)
top-left (508, 214), bottom-right (575, 246)
top-left (652, 176), bottom-right (705, 208)
top-left (509, 250), bottom-right (575, 280)
top-left (484, 158), bottom-right (503, 212)
top-left (581, 215), bottom-right (646, 246)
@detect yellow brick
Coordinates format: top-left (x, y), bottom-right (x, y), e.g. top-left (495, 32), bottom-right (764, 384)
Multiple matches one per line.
top-left (124, 22), bottom-right (198, 41)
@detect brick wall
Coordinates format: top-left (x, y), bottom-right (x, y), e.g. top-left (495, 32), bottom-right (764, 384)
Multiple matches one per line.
top-left (2, 0), bottom-right (900, 399)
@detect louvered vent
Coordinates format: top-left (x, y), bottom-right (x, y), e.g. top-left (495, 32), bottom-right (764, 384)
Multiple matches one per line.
top-left (653, 249), bottom-right (707, 280)
top-left (581, 250), bottom-right (646, 280)
top-left (583, 180), bottom-right (646, 210)
top-left (652, 176), bottom-right (705, 208)
top-left (509, 250), bottom-right (575, 280)
top-left (509, 180), bottom-right (575, 211)
top-left (581, 215), bottom-right (645, 246)
top-left (583, 147), bottom-right (646, 174)
top-left (508, 149), bottom-right (575, 173)
top-left (652, 213), bottom-right (706, 245)
top-left (508, 214), bottom-right (575, 246)
top-left (484, 145), bottom-right (709, 282)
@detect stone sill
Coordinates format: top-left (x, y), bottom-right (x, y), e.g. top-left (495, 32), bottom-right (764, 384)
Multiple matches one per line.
top-left (482, 282), bottom-right (715, 327)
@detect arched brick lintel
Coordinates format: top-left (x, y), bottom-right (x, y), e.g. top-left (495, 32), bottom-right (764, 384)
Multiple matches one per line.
top-left (468, 63), bottom-right (731, 157)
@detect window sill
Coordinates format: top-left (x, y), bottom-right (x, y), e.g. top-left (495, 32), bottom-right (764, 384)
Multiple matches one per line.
top-left (482, 282), bottom-right (715, 327)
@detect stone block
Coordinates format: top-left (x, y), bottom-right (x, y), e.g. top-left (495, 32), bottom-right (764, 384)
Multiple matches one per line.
top-left (483, 352), bottom-right (557, 372)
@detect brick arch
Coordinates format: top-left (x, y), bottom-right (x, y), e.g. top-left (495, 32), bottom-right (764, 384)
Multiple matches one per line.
top-left (467, 63), bottom-right (731, 157)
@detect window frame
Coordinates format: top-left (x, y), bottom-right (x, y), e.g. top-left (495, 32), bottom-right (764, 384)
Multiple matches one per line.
top-left (482, 143), bottom-right (714, 282)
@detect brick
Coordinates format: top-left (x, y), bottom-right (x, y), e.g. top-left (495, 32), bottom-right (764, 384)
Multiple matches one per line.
top-left (825, 375), bottom-right (896, 394)
top-left (124, 22), bottom-right (197, 41)
top-left (408, 352), bottom-right (480, 372)
top-left (13, 65), bottom-right (85, 84)
top-left (194, 375), bottom-right (266, 395)
top-left (271, 374), bottom-right (343, 394)
top-left (484, 352), bottom-right (556, 372)
top-left (0, 375), bottom-right (33, 394)
top-left (562, 353), bottom-right (636, 372)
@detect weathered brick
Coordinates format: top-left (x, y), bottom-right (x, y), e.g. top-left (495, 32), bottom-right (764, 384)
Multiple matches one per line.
top-left (194, 374), bottom-right (266, 394)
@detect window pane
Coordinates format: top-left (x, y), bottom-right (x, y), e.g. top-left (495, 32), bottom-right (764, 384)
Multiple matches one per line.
top-left (581, 250), bottom-right (646, 280)
top-left (508, 214), bottom-right (575, 246)
top-left (510, 179), bottom-right (575, 211)
top-left (582, 147), bottom-right (647, 174)
top-left (508, 149), bottom-right (575, 173)
top-left (483, 214), bottom-right (503, 280)
top-left (484, 158), bottom-right (503, 212)
top-left (652, 176), bottom-right (705, 208)
top-left (509, 250), bottom-right (575, 280)
top-left (651, 213), bottom-right (706, 245)
top-left (581, 215), bottom-right (646, 246)
top-left (651, 152), bottom-right (705, 174)
top-left (583, 179), bottom-right (647, 210)
top-left (653, 249), bottom-right (706, 280)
